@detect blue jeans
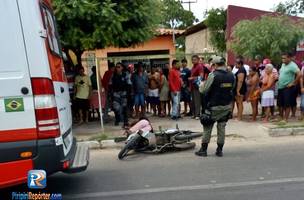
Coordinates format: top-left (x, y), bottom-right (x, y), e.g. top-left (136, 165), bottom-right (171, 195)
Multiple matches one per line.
top-left (171, 91), bottom-right (181, 117)
top-left (134, 93), bottom-right (145, 106)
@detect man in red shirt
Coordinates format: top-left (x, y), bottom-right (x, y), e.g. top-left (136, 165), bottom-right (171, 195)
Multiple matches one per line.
top-left (169, 59), bottom-right (182, 120)
top-left (189, 55), bottom-right (205, 120)
top-left (102, 62), bottom-right (115, 121)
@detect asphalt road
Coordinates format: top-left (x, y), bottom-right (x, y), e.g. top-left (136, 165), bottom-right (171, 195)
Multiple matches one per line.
top-left (2, 137), bottom-right (304, 200)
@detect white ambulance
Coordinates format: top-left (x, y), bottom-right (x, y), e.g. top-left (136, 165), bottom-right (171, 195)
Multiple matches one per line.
top-left (0, 0), bottom-right (89, 188)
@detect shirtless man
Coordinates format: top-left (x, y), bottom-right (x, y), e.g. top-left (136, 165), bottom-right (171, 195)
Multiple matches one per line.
top-left (148, 66), bottom-right (161, 116)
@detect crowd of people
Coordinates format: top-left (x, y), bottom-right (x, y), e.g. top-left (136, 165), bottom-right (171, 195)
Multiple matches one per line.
top-left (231, 52), bottom-right (302, 124)
top-left (100, 55), bottom-right (209, 129)
top-left (66, 51), bottom-right (304, 128)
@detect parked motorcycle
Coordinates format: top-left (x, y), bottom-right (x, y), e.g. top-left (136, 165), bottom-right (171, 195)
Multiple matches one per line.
top-left (118, 125), bottom-right (202, 160)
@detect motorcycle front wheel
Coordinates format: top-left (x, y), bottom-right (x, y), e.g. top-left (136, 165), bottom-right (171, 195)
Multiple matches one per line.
top-left (118, 133), bottom-right (141, 160)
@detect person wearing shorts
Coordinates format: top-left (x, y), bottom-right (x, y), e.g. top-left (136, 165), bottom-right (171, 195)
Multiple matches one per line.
top-left (277, 52), bottom-right (301, 122)
top-left (132, 63), bottom-right (148, 118)
top-left (260, 64), bottom-right (276, 122)
top-left (74, 66), bottom-right (92, 125)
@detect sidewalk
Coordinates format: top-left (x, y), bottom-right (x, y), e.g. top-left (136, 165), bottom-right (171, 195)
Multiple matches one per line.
top-left (73, 103), bottom-right (304, 148)
top-left (73, 114), bottom-right (270, 142)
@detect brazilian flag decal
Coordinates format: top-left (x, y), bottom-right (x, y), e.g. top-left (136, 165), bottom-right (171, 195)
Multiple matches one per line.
top-left (4, 98), bottom-right (24, 112)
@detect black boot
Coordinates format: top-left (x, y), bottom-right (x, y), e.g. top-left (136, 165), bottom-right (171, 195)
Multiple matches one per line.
top-left (195, 143), bottom-right (208, 157)
top-left (215, 143), bottom-right (224, 157)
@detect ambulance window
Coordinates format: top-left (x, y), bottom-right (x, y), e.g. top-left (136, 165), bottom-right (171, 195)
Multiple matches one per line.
top-left (41, 6), bottom-right (61, 56)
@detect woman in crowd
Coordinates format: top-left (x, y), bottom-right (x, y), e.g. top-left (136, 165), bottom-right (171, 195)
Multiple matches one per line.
top-left (247, 67), bottom-right (260, 121)
top-left (89, 66), bottom-right (101, 120)
top-left (234, 58), bottom-right (247, 121)
top-left (260, 64), bottom-right (276, 122)
top-left (159, 67), bottom-right (170, 117)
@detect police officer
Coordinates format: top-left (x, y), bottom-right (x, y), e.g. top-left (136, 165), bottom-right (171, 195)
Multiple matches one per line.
top-left (195, 56), bottom-right (235, 157)
top-left (109, 63), bottom-right (132, 128)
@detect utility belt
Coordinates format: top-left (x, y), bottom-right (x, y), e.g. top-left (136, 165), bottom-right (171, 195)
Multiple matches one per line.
top-left (200, 105), bottom-right (232, 126)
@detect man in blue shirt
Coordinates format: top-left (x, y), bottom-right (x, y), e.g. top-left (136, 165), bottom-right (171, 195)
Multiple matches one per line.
top-left (180, 58), bottom-right (192, 116)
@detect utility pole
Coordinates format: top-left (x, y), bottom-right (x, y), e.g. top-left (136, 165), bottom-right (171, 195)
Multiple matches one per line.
top-left (180, 0), bottom-right (197, 11)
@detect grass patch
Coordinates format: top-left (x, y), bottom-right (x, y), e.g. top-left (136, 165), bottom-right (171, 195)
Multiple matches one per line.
top-left (272, 122), bottom-right (304, 129)
top-left (274, 121), bottom-right (287, 126)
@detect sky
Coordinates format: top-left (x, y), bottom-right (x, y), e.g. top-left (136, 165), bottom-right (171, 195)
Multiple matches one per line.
top-left (181, 0), bottom-right (282, 21)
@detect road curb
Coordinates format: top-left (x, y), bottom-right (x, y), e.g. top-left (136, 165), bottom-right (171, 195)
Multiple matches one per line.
top-left (269, 127), bottom-right (304, 137)
top-left (84, 134), bottom-right (248, 150)
top-left (84, 140), bottom-right (123, 150)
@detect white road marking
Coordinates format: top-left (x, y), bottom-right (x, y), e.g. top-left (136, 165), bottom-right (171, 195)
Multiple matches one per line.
top-left (66, 177), bottom-right (304, 199)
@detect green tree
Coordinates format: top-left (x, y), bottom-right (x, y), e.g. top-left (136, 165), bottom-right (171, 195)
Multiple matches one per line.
top-left (204, 8), bottom-right (227, 54)
top-left (230, 15), bottom-right (304, 64)
top-left (53, 0), bottom-right (162, 65)
top-left (274, 0), bottom-right (304, 16)
top-left (275, 2), bottom-right (291, 15)
top-left (161, 0), bottom-right (197, 29)
top-left (160, 0), bottom-right (197, 51)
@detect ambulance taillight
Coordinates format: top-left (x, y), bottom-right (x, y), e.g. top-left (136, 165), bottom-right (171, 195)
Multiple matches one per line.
top-left (31, 78), bottom-right (60, 139)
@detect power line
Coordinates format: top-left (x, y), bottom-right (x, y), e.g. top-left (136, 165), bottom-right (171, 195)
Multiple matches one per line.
top-left (180, 0), bottom-right (197, 11)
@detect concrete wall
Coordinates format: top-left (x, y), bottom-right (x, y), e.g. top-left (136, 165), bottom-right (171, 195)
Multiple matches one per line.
top-left (185, 29), bottom-right (214, 54)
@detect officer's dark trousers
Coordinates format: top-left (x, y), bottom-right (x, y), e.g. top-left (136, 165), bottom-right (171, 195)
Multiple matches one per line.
top-left (113, 91), bottom-right (128, 125)
top-left (202, 121), bottom-right (226, 144)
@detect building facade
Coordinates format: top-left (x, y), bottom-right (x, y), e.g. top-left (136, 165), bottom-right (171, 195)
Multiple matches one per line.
top-left (184, 5), bottom-right (304, 65)
top-left (82, 29), bottom-right (184, 76)
top-left (184, 22), bottom-right (214, 55)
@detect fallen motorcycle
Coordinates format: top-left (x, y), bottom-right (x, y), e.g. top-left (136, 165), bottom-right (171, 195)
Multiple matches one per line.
top-left (118, 125), bottom-right (202, 160)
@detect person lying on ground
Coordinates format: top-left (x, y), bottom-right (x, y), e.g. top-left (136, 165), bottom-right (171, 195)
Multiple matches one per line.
top-left (124, 117), bottom-right (153, 136)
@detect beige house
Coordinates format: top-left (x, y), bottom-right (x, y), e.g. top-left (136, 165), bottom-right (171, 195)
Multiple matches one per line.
top-left (184, 22), bottom-right (215, 60)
